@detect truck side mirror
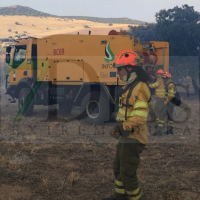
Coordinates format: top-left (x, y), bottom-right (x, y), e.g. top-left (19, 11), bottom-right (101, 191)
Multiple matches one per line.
top-left (6, 54), bottom-right (10, 64)
top-left (6, 46), bottom-right (11, 53)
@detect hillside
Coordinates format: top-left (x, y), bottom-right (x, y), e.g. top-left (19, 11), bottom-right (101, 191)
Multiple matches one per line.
top-left (61, 16), bottom-right (145, 25)
top-left (0, 15), bottom-right (137, 53)
top-left (0, 5), bottom-right (56, 17)
top-left (0, 5), bottom-right (145, 25)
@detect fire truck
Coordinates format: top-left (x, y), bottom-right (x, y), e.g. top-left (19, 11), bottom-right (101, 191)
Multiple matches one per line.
top-left (5, 30), bottom-right (169, 124)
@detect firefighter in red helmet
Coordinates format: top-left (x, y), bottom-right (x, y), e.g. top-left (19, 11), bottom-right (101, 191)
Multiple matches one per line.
top-left (153, 72), bottom-right (175, 136)
top-left (103, 50), bottom-right (151, 200)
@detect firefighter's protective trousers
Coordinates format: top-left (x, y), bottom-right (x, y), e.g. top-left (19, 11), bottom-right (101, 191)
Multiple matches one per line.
top-left (114, 138), bottom-right (145, 200)
top-left (157, 82), bottom-right (176, 131)
top-left (154, 98), bottom-right (165, 122)
top-left (157, 102), bottom-right (174, 131)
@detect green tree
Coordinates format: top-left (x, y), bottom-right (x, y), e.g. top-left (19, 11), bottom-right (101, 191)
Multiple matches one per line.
top-left (155, 4), bottom-right (200, 56)
top-left (127, 24), bottom-right (157, 41)
top-left (155, 4), bottom-right (200, 91)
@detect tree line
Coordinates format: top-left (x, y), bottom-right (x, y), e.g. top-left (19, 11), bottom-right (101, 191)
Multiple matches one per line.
top-left (126, 4), bottom-right (200, 91)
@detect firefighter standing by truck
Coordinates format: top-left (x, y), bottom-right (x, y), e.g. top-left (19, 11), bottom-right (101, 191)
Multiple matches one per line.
top-left (148, 69), bottom-right (165, 123)
top-left (153, 72), bottom-right (175, 136)
top-left (103, 50), bottom-right (151, 200)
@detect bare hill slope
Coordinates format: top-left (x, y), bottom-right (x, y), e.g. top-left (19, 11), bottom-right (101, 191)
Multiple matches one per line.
top-left (0, 15), bottom-right (137, 41)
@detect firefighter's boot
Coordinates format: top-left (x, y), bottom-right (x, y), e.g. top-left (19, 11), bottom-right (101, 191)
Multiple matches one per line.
top-left (153, 124), bottom-right (164, 136)
top-left (153, 130), bottom-right (163, 136)
top-left (167, 126), bottom-right (173, 135)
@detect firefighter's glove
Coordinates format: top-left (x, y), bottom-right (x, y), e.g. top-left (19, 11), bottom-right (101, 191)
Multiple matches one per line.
top-left (117, 122), bottom-right (133, 137)
top-left (109, 122), bottom-right (132, 139)
top-left (109, 124), bottom-right (121, 140)
top-left (148, 83), bottom-right (152, 88)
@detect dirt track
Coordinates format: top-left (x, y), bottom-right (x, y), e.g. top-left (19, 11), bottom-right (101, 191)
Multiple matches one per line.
top-left (0, 55), bottom-right (200, 200)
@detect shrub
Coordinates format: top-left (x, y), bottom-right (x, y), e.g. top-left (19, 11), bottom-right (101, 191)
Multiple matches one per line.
top-left (23, 31), bottom-right (27, 33)
top-left (15, 31), bottom-right (18, 34)
top-left (108, 23), bottom-right (113, 26)
top-left (46, 28), bottom-right (49, 30)
top-left (15, 22), bottom-right (21, 25)
top-left (9, 36), bottom-right (12, 38)
top-left (83, 25), bottom-right (90, 28)
top-left (8, 29), bottom-right (12, 32)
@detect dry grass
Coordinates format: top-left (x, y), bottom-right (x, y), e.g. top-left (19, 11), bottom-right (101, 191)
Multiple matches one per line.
top-left (0, 142), bottom-right (199, 199)
top-left (47, 156), bottom-right (60, 164)
top-left (0, 15), bottom-right (136, 39)
top-left (0, 153), bottom-right (10, 166)
top-left (68, 171), bottom-right (80, 186)
top-left (41, 178), bottom-right (49, 188)
top-left (162, 190), bottom-right (181, 200)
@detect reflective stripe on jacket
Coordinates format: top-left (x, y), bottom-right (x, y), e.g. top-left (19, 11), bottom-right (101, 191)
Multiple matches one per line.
top-left (165, 82), bottom-right (176, 102)
top-left (116, 82), bottom-right (151, 144)
top-left (149, 78), bottom-right (165, 98)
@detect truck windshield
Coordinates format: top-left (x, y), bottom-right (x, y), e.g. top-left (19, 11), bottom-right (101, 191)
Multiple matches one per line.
top-left (13, 45), bottom-right (27, 68)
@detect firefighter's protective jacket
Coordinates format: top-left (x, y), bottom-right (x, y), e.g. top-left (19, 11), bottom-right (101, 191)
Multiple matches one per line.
top-left (165, 82), bottom-right (176, 104)
top-left (149, 77), bottom-right (165, 98)
top-left (116, 82), bottom-right (151, 144)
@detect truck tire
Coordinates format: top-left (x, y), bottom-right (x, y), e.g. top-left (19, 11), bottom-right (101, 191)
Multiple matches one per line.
top-left (59, 100), bottom-right (73, 114)
top-left (81, 91), bottom-right (110, 125)
top-left (18, 88), bottom-right (34, 116)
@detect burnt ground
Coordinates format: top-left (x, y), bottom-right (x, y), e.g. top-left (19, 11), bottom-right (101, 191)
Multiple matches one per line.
top-left (0, 55), bottom-right (200, 200)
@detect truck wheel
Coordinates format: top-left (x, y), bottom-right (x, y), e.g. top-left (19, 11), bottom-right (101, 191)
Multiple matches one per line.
top-left (59, 100), bottom-right (73, 114)
top-left (81, 92), bottom-right (110, 125)
top-left (18, 88), bottom-right (34, 116)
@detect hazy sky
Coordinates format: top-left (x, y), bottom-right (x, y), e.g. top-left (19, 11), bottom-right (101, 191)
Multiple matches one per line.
top-left (1, 0), bottom-right (200, 22)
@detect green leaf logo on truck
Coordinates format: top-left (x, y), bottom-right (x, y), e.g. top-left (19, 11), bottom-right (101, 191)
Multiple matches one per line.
top-left (104, 43), bottom-right (115, 63)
